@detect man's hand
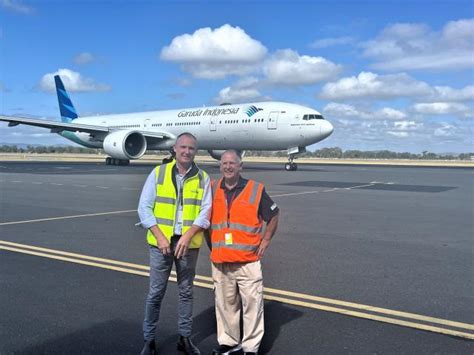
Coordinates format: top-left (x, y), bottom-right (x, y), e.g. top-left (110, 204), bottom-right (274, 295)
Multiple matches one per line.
top-left (256, 213), bottom-right (279, 258)
top-left (150, 225), bottom-right (171, 255)
top-left (156, 234), bottom-right (171, 255)
top-left (256, 238), bottom-right (271, 258)
top-left (175, 232), bottom-right (192, 259)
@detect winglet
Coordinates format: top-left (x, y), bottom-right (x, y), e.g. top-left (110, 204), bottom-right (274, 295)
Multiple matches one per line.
top-left (55, 75), bottom-right (78, 123)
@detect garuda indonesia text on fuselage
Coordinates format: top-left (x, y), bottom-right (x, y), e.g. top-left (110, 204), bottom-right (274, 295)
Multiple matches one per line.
top-left (0, 75), bottom-right (333, 171)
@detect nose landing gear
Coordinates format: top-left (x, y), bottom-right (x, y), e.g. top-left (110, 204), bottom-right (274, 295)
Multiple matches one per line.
top-left (285, 155), bottom-right (298, 171)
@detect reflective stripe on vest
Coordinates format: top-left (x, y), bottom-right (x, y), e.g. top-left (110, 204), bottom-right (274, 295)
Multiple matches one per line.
top-left (210, 178), bottom-right (264, 263)
top-left (146, 161), bottom-right (207, 249)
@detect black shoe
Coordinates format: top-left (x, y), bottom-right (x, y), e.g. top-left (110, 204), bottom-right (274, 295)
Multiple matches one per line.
top-left (140, 340), bottom-right (156, 355)
top-left (212, 344), bottom-right (243, 355)
top-left (177, 336), bottom-right (200, 354)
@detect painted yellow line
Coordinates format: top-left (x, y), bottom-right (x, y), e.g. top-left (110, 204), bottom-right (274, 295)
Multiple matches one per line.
top-left (0, 246), bottom-right (149, 277)
top-left (263, 294), bottom-right (474, 340)
top-left (261, 286), bottom-right (474, 331)
top-left (0, 240), bottom-right (150, 270)
top-left (0, 210), bottom-right (136, 226)
top-left (1, 240), bottom-right (473, 338)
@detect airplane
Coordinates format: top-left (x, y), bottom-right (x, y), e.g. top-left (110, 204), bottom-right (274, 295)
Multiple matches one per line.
top-left (0, 75), bottom-right (333, 171)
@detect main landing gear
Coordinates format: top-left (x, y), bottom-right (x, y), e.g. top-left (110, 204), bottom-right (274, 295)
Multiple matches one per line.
top-left (105, 157), bottom-right (129, 166)
top-left (285, 155), bottom-right (297, 171)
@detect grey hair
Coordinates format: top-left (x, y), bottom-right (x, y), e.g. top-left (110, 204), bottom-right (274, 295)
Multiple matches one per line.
top-left (221, 149), bottom-right (242, 162)
top-left (175, 132), bottom-right (197, 146)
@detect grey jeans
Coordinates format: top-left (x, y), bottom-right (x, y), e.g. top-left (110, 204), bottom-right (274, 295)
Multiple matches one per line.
top-left (143, 236), bottom-right (199, 340)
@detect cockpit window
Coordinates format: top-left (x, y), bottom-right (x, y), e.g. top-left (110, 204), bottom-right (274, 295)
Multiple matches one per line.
top-left (303, 114), bottom-right (324, 120)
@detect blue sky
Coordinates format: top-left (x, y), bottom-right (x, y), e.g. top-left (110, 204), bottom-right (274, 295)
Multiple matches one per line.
top-left (1, 0), bottom-right (473, 153)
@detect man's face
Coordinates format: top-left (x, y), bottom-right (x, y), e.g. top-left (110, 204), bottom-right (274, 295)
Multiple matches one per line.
top-left (174, 135), bottom-right (197, 166)
top-left (220, 152), bottom-right (242, 180)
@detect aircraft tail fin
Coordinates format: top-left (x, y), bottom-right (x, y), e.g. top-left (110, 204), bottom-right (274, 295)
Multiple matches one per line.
top-left (55, 75), bottom-right (78, 123)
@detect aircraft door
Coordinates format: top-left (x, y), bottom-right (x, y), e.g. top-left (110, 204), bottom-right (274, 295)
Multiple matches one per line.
top-left (210, 117), bottom-right (217, 131)
top-left (268, 111), bottom-right (278, 130)
top-left (143, 119), bottom-right (151, 129)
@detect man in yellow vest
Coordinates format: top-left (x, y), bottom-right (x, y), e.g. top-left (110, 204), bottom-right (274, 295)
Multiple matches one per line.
top-left (138, 132), bottom-right (211, 355)
top-left (207, 150), bottom-right (279, 355)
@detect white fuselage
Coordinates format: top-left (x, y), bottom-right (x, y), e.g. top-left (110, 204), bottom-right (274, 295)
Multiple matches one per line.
top-left (67, 101), bottom-right (333, 151)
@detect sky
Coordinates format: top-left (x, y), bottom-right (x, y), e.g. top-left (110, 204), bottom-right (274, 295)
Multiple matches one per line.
top-left (0, 0), bottom-right (473, 153)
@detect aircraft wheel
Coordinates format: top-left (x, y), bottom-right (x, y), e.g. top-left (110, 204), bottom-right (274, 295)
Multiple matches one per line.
top-left (106, 157), bottom-right (111, 165)
top-left (285, 163), bottom-right (292, 171)
top-left (291, 163), bottom-right (298, 171)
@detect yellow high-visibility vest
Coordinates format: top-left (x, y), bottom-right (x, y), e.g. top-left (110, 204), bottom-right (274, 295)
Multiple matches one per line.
top-left (146, 161), bottom-right (207, 249)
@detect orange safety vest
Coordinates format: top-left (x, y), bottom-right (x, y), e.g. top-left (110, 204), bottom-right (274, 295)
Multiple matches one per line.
top-left (210, 178), bottom-right (264, 263)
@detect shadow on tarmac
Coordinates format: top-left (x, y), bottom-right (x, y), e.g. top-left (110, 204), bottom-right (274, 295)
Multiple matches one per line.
top-left (17, 302), bottom-right (302, 354)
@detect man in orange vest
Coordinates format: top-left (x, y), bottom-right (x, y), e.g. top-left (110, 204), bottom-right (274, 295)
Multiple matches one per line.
top-left (207, 149), bottom-right (279, 355)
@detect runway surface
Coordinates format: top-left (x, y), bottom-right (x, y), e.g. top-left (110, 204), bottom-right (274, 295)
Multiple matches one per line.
top-left (1, 161), bottom-right (473, 354)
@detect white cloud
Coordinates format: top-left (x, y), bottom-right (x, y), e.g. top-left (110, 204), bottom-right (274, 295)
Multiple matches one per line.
top-left (387, 131), bottom-right (409, 138)
top-left (428, 85), bottom-right (474, 102)
top-left (412, 102), bottom-right (473, 118)
top-left (434, 123), bottom-right (457, 137)
top-left (39, 69), bottom-right (111, 93)
top-left (378, 107), bottom-right (407, 120)
top-left (324, 103), bottom-right (368, 118)
top-left (214, 77), bottom-right (270, 104)
top-left (263, 49), bottom-right (341, 85)
top-left (362, 19), bottom-right (474, 71)
top-left (0, 0), bottom-right (33, 14)
top-left (323, 102), bottom-right (407, 120)
top-left (215, 87), bottom-right (264, 104)
top-left (387, 120), bottom-right (423, 138)
top-left (310, 36), bottom-right (355, 48)
top-left (319, 71), bottom-right (431, 100)
top-left (393, 120), bottom-right (421, 131)
top-left (74, 52), bottom-right (95, 65)
top-left (160, 24), bottom-right (267, 79)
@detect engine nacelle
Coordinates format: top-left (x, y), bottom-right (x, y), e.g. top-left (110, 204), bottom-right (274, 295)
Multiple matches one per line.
top-left (208, 149), bottom-right (245, 161)
top-left (103, 130), bottom-right (147, 160)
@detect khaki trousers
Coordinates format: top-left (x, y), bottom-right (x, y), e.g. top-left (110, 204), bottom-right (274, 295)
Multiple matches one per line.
top-left (212, 260), bottom-right (264, 353)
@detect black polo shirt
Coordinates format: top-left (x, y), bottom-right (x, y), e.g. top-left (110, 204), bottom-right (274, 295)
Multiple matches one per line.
top-left (220, 177), bottom-right (279, 222)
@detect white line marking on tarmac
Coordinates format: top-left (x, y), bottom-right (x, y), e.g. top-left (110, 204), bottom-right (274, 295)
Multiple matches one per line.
top-left (11, 180), bottom-right (22, 183)
top-left (72, 184), bottom-right (87, 188)
top-left (345, 183), bottom-right (375, 190)
top-left (0, 209), bottom-right (136, 226)
top-left (271, 190), bottom-right (321, 198)
top-left (95, 186), bottom-right (109, 189)
top-left (50, 183), bottom-right (63, 186)
top-left (1, 240), bottom-right (473, 340)
top-left (32, 182), bottom-right (43, 185)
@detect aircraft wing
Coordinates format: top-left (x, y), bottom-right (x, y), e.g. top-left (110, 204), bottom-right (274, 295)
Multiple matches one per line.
top-left (0, 115), bottom-right (110, 135)
top-left (0, 115), bottom-right (175, 141)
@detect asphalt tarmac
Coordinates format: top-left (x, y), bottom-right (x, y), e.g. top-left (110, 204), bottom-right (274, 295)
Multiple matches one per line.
top-left (0, 160), bottom-right (473, 354)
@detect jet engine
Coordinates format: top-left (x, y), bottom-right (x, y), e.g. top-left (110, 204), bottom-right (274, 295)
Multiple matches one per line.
top-left (103, 130), bottom-right (147, 160)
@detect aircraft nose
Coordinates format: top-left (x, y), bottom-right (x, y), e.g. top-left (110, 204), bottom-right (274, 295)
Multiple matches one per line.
top-left (320, 120), bottom-right (334, 138)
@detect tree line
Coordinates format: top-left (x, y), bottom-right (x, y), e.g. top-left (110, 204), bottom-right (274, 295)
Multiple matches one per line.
top-left (0, 144), bottom-right (472, 160)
